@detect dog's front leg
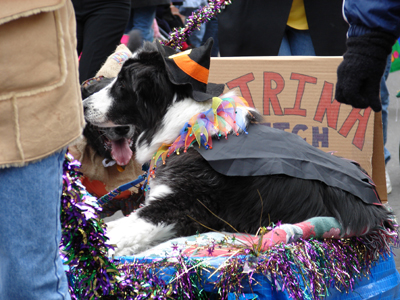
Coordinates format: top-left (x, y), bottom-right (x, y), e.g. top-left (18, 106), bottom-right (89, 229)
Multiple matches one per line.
top-left (106, 211), bottom-right (177, 256)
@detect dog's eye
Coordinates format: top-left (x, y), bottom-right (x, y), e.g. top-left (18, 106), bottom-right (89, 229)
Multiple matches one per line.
top-left (117, 81), bottom-right (126, 90)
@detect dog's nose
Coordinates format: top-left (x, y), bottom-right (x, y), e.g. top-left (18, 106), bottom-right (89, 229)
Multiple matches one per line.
top-left (82, 99), bottom-right (89, 114)
top-left (114, 126), bottom-right (131, 136)
top-left (82, 98), bottom-right (90, 107)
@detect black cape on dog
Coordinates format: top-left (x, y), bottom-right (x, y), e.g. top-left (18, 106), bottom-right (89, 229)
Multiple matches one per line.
top-left (196, 124), bottom-right (380, 205)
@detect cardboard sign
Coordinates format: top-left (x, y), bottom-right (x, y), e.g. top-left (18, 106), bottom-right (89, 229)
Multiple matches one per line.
top-left (209, 56), bottom-right (387, 202)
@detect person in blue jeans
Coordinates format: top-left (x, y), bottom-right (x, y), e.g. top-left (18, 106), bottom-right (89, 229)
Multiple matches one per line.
top-left (0, 150), bottom-right (69, 299)
top-left (382, 56), bottom-right (392, 166)
top-left (201, 17), bottom-right (220, 57)
top-left (381, 55), bottom-right (392, 193)
top-left (125, 0), bottom-right (171, 42)
top-left (218, 1), bottom-right (348, 57)
top-left (178, 0), bottom-right (207, 48)
top-left (275, 1), bottom-right (344, 56)
top-left (0, 1), bottom-right (85, 299)
top-left (178, 0), bottom-right (219, 56)
top-left (277, 27), bottom-right (316, 56)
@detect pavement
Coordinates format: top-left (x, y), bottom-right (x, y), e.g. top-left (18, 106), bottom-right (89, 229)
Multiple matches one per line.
top-left (384, 70), bottom-right (400, 271)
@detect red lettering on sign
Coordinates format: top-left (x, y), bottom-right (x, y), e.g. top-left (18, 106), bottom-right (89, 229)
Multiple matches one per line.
top-left (314, 81), bottom-right (340, 130)
top-left (338, 108), bottom-right (372, 150)
top-left (226, 73), bottom-right (256, 108)
top-left (263, 72), bottom-right (284, 115)
top-left (284, 73), bottom-right (317, 116)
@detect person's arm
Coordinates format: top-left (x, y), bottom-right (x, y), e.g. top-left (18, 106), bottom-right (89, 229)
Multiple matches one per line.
top-left (335, 0), bottom-right (400, 112)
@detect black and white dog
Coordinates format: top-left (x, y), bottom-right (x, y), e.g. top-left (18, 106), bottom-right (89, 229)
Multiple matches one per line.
top-left (83, 40), bottom-right (392, 256)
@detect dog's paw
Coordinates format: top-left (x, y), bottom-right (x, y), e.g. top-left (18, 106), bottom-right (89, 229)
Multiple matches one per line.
top-left (105, 213), bottom-right (177, 256)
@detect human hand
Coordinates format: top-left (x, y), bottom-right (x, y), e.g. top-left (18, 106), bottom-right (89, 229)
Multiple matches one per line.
top-left (335, 31), bottom-right (396, 112)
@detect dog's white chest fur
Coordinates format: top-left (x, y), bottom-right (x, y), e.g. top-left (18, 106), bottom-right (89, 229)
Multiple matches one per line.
top-left (134, 96), bottom-right (213, 164)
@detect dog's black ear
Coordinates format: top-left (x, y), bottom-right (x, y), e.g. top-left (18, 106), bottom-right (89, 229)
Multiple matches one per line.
top-left (155, 40), bottom-right (179, 57)
top-left (81, 77), bottom-right (115, 99)
top-left (140, 40), bottom-right (158, 53)
top-left (206, 82), bottom-right (225, 98)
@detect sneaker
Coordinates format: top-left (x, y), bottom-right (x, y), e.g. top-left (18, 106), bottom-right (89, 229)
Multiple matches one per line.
top-left (386, 169), bottom-right (392, 194)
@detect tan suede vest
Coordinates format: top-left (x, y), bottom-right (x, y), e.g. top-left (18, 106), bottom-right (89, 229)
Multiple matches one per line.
top-left (0, 0), bottom-right (85, 167)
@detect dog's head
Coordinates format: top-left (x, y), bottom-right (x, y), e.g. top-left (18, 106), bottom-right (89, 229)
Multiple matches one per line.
top-left (83, 39), bottom-right (225, 164)
top-left (83, 42), bottom-right (192, 164)
top-left (81, 76), bottom-right (137, 166)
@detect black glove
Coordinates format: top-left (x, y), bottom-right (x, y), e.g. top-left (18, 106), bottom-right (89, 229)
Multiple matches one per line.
top-left (335, 31), bottom-right (396, 112)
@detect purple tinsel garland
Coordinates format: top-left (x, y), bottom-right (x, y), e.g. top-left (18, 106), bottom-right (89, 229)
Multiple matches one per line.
top-left (164, 0), bottom-right (232, 50)
top-left (60, 153), bottom-right (399, 300)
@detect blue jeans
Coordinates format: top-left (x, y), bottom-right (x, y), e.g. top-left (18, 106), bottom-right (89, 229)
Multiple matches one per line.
top-left (190, 23), bottom-right (206, 48)
top-left (381, 55), bottom-right (392, 165)
top-left (125, 6), bottom-right (157, 42)
top-left (201, 17), bottom-right (219, 57)
top-left (278, 26), bottom-right (316, 56)
top-left (0, 150), bottom-right (70, 300)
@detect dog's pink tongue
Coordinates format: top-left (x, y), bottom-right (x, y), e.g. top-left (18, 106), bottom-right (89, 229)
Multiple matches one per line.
top-left (111, 139), bottom-right (133, 166)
